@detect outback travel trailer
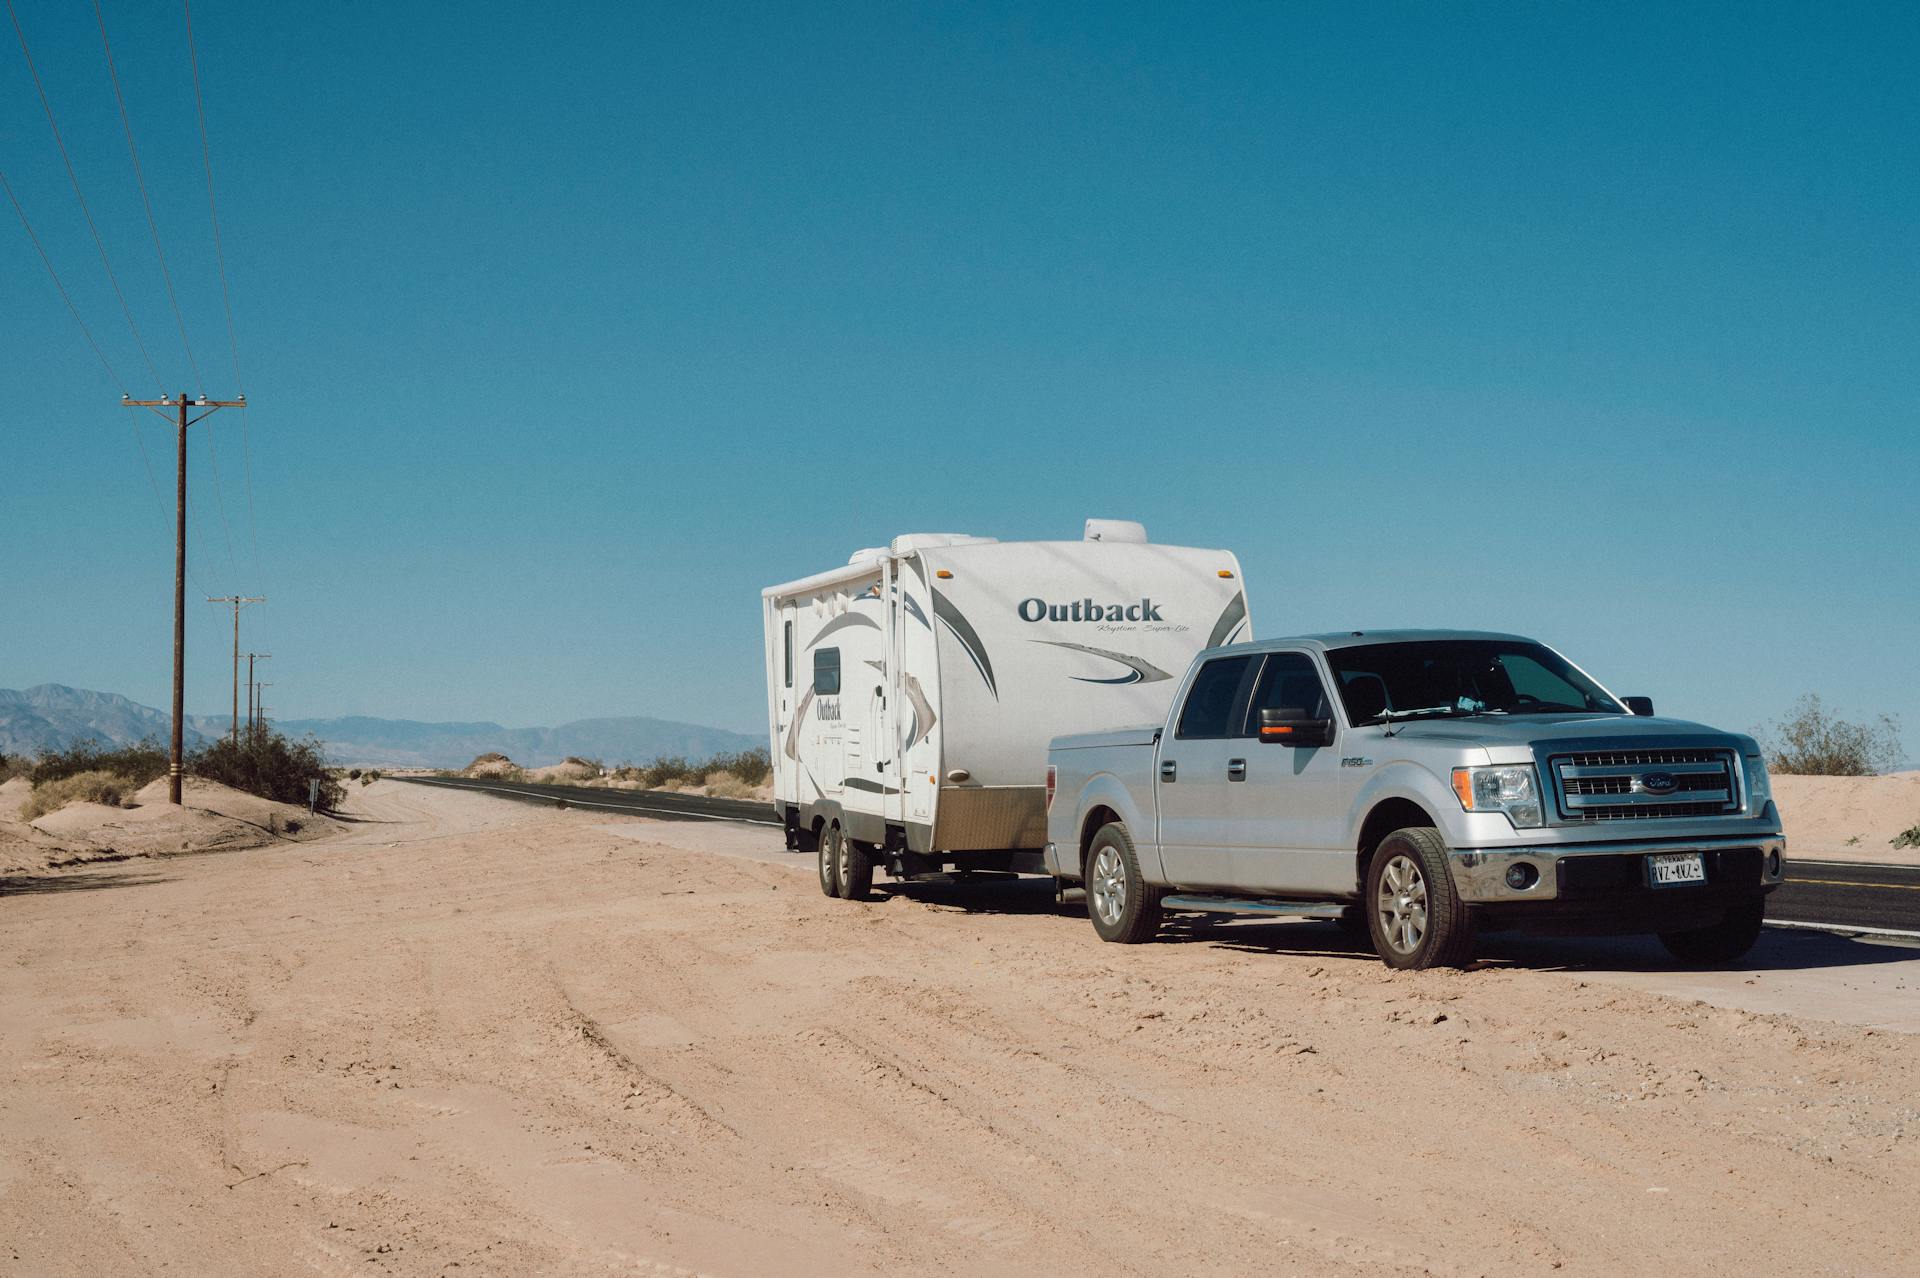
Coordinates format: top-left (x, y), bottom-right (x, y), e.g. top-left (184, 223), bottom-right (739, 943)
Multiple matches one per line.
top-left (762, 519), bottom-right (1250, 898)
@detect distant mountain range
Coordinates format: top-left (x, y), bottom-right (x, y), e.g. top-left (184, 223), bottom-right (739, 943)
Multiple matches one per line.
top-left (0, 684), bottom-right (761, 769)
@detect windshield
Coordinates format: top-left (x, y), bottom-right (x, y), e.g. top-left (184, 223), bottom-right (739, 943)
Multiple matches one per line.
top-left (1325, 639), bottom-right (1624, 725)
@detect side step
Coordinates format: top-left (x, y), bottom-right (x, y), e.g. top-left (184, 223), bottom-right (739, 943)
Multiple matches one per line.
top-left (1160, 894), bottom-right (1347, 920)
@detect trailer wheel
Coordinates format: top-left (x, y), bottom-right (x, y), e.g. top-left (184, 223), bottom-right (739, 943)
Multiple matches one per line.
top-left (1086, 822), bottom-right (1162, 944)
top-left (1365, 827), bottom-right (1473, 970)
top-left (818, 823), bottom-right (842, 898)
top-left (840, 838), bottom-right (876, 902)
top-left (1659, 897), bottom-right (1765, 965)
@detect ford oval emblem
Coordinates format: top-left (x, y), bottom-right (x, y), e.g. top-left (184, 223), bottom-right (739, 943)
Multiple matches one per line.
top-left (1639, 771), bottom-right (1678, 794)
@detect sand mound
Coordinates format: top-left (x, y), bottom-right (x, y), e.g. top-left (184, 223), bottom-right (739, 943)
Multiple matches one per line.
top-left (130, 776), bottom-right (339, 842)
top-left (1774, 770), bottom-right (1920, 862)
top-left (464, 753), bottom-right (522, 778)
top-left (527, 759), bottom-right (599, 783)
top-left (0, 775), bottom-right (30, 819)
top-left (30, 796), bottom-right (269, 858)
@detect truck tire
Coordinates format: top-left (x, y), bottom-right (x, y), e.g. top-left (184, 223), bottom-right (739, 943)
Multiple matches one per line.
top-left (1365, 827), bottom-right (1473, 970)
top-left (1085, 822), bottom-right (1163, 944)
top-left (818, 823), bottom-right (842, 898)
top-left (840, 838), bottom-right (877, 902)
top-left (1659, 897), bottom-right (1765, 964)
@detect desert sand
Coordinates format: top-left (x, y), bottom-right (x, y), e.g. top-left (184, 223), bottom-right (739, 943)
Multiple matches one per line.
top-left (1, 776), bottom-right (338, 874)
top-left (2, 779), bottom-right (1916, 1276)
top-left (1774, 770), bottom-right (1920, 863)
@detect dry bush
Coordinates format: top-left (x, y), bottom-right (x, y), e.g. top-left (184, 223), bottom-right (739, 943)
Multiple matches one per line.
top-left (28, 739), bottom-right (170, 788)
top-left (1756, 695), bottom-right (1904, 776)
top-left (21, 770), bottom-right (139, 820)
top-left (192, 731), bottom-right (345, 810)
top-left (705, 772), bottom-right (756, 799)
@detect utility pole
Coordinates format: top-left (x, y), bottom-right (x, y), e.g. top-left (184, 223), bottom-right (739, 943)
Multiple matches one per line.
top-left (245, 653), bottom-right (270, 739)
top-left (125, 392), bottom-right (246, 803)
top-left (253, 684), bottom-right (272, 737)
top-left (208, 596), bottom-right (264, 745)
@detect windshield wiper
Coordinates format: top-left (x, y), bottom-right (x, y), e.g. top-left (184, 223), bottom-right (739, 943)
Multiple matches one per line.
top-left (1369, 704), bottom-right (1502, 732)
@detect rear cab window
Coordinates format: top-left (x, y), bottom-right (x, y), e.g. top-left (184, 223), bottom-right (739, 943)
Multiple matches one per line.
top-left (1176, 654), bottom-right (1255, 738)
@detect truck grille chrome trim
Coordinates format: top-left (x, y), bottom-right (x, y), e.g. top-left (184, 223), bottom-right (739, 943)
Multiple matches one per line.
top-left (1548, 749), bottom-right (1739, 822)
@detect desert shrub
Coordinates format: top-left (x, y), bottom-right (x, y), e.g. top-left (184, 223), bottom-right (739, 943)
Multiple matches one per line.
top-left (1757, 695), bottom-right (1905, 776)
top-left (1895, 825), bottom-right (1920, 851)
top-left (705, 773), bottom-right (756, 799)
top-left (20, 769), bottom-right (139, 820)
top-left (28, 738), bottom-right (170, 788)
top-left (190, 730), bottom-right (345, 810)
top-left (360, 769), bottom-right (383, 786)
top-left (711, 748), bottom-right (771, 787)
top-left (562, 755), bottom-right (603, 773)
top-left (347, 768), bottom-right (362, 780)
top-left (1, 753), bottom-right (34, 782)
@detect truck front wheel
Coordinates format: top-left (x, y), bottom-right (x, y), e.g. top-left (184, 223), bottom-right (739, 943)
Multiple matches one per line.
top-left (1086, 822), bottom-right (1163, 944)
top-left (1365, 827), bottom-right (1473, 970)
top-left (1659, 897), bottom-right (1765, 964)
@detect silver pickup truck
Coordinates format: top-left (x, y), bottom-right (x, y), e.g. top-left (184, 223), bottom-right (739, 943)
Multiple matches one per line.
top-left (1044, 630), bottom-right (1785, 969)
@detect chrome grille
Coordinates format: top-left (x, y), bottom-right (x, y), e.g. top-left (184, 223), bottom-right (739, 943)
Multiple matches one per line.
top-left (1550, 749), bottom-right (1738, 822)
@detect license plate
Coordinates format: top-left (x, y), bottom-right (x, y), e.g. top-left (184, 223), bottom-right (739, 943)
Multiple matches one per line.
top-left (1647, 852), bottom-right (1706, 887)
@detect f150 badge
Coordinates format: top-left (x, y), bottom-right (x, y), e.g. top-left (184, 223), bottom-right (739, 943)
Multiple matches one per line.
top-left (1341, 756), bottom-right (1373, 768)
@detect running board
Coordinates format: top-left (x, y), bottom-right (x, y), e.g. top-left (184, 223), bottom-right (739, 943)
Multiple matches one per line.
top-left (1160, 895), bottom-right (1346, 920)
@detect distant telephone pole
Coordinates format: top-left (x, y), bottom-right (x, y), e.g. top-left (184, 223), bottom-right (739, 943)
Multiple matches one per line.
top-left (245, 653), bottom-right (270, 738)
top-left (125, 392), bottom-right (247, 803)
top-left (207, 595), bottom-right (264, 745)
top-left (253, 684), bottom-right (272, 736)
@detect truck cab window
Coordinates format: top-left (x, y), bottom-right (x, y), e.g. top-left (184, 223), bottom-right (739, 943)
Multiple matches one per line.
top-left (1241, 652), bottom-right (1332, 735)
top-left (813, 647), bottom-right (841, 695)
top-left (1176, 654), bottom-right (1253, 738)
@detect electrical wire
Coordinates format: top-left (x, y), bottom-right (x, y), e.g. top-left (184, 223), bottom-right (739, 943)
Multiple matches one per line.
top-left (5, 0), bottom-right (164, 395)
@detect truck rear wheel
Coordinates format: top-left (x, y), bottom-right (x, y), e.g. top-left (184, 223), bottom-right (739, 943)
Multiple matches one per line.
top-left (1659, 897), bottom-right (1765, 964)
top-left (839, 838), bottom-right (876, 901)
top-left (818, 823), bottom-right (842, 898)
top-left (1365, 827), bottom-right (1473, 970)
top-left (1086, 822), bottom-right (1162, 944)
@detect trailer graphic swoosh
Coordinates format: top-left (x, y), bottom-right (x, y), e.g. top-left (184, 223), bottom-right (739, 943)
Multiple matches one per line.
top-left (901, 593), bottom-right (931, 630)
top-left (1206, 591), bottom-right (1248, 648)
top-left (931, 593), bottom-right (997, 700)
top-left (1034, 639), bottom-right (1175, 686)
top-left (807, 611), bottom-right (881, 648)
top-left (901, 670), bottom-right (936, 749)
top-left (783, 687), bottom-right (815, 760)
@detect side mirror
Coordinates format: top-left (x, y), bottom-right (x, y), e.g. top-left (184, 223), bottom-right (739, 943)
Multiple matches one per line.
top-left (1623, 696), bottom-right (1655, 717)
top-left (1258, 706), bottom-right (1333, 747)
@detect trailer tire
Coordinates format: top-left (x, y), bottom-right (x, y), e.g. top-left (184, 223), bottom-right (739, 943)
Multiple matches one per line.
top-left (1659, 897), bottom-right (1765, 965)
top-left (840, 838), bottom-right (876, 902)
top-left (1085, 822), bottom-right (1162, 944)
top-left (1365, 827), bottom-right (1473, 970)
top-left (818, 823), bottom-right (842, 899)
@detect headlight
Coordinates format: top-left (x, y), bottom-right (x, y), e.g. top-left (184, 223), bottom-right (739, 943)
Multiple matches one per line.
top-left (1744, 756), bottom-right (1771, 808)
top-left (1452, 765), bottom-right (1544, 828)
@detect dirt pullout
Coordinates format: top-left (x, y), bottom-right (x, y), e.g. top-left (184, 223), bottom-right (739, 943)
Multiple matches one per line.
top-left (1, 781), bottom-right (1916, 1277)
top-left (1775, 770), bottom-right (1920, 863)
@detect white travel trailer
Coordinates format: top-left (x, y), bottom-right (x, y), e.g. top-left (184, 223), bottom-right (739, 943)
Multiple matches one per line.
top-left (762, 520), bottom-right (1250, 899)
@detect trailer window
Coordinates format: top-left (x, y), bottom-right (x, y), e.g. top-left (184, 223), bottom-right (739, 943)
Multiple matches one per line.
top-left (813, 647), bottom-right (841, 696)
top-left (1176, 654), bottom-right (1254, 739)
top-left (783, 620), bottom-right (793, 689)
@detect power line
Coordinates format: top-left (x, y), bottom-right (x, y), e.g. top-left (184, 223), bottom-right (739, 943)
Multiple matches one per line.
top-left (93, 0), bottom-right (241, 586)
top-left (6, 0), bottom-right (164, 394)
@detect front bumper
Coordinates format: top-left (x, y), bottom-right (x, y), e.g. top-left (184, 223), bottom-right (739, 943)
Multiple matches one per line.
top-left (1447, 835), bottom-right (1786, 906)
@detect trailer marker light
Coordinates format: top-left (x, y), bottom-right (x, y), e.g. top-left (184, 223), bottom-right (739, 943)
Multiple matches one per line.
top-left (936, 569), bottom-right (953, 578)
top-left (1218, 569), bottom-right (1235, 578)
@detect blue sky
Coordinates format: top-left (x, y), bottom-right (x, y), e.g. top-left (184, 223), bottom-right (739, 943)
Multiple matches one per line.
top-left (2, 2), bottom-right (1914, 754)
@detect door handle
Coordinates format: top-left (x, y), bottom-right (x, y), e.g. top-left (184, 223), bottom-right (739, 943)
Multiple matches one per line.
top-left (1227, 758), bottom-right (1247, 781)
top-left (1160, 760), bottom-right (1177, 782)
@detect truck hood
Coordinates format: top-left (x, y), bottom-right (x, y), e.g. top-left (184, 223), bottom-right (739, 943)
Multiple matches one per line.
top-left (1378, 713), bottom-right (1759, 754)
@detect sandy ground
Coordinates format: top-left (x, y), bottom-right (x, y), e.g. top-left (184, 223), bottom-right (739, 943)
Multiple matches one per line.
top-left (2, 781), bottom-right (1917, 1277)
top-left (1, 776), bottom-right (338, 875)
top-left (1774, 771), bottom-right (1920, 864)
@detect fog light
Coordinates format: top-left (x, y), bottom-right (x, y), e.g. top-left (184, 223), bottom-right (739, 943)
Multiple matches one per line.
top-left (1768, 850), bottom-right (1782, 877)
top-left (1505, 862), bottom-right (1539, 890)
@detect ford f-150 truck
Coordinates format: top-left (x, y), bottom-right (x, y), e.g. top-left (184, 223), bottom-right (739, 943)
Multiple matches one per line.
top-left (1044, 630), bottom-right (1785, 969)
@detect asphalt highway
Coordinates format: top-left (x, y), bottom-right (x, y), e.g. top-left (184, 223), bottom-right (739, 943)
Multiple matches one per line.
top-left (395, 776), bottom-right (1920, 938)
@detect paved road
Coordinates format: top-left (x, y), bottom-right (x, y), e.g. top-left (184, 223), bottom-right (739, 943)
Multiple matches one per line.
top-left (396, 776), bottom-right (1920, 936)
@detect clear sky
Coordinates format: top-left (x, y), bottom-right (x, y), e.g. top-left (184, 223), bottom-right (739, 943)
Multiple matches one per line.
top-left (2, 2), bottom-right (1914, 754)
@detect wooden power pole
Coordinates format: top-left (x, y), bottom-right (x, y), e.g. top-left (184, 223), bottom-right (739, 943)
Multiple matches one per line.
top-left (125, 392), bottom-right (246, 804)
top-left (246, 653), bottom-right (270, 739)
top-left (208, 595), bottom-right (265, 745)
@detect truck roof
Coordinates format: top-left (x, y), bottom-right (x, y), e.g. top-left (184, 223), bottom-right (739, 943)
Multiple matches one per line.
top-left (1200, 628), bottom-right (1541, 660)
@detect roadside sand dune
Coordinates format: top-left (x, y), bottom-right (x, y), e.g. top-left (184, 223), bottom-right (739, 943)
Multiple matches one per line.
top-left (2, 777), bottom-right (340, 872)
top-left (1775, 770), bottom-right (1920, 862)
top-left (1, 780), bottom-right (1914, 1276)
